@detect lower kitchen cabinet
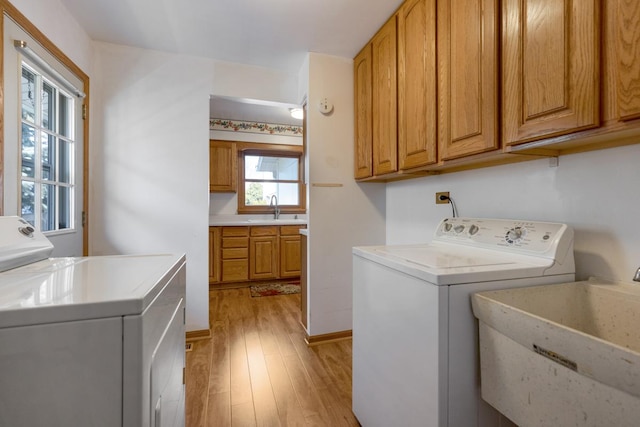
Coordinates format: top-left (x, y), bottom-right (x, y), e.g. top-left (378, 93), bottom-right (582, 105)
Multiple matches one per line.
top-left (209, 224), bottom-right (306, 284)
top-left (209, 227), bottom-right (220, 283)
top-left (280, 226), bottom-right (303, 278)
top-left (250, 226), bottom-right (278, 280)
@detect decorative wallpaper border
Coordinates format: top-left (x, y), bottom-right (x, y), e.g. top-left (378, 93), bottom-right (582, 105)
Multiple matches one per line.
top-left (210, 118), bottom-right (303, 136)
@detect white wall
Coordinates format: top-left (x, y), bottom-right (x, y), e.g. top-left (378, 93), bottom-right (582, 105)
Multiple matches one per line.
top-left (90, 42), bottom-right (299, 332)
top-left (304, 53), bottom-right (386, 336)
top-left (10, 0), bottom-right (92, 73)
top-left (386, 144), bottom-right (640, 283)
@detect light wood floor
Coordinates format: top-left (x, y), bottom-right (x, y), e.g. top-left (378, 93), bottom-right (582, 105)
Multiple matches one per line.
top-left (185, 287), bottom-right (360, 426)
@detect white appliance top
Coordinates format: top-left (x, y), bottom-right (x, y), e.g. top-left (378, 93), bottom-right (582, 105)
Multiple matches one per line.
top-left (353, 217), bottom-right (575, 285)
top-left (0, 254), bottom-right (185, 328)
top-left (0, 216), bottom-right (53, 272)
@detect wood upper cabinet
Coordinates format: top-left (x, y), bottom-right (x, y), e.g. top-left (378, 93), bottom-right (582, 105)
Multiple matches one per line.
top-left (398, 0), bottom-right (437, 169)
top-left (437, 0), bottom-right (499, 160)
top-left (502, 0), bottom-right (600, 145)
top-left (249, 226), bottom-right (278, 280)
top-left (616, 0), bottom-right (640, 121)
top-left (354, 45), bottom-right (373, 179)
top-left (209, 140), bottom-right (237, 192)
top-left (372, 16), bottom-right (398, 175)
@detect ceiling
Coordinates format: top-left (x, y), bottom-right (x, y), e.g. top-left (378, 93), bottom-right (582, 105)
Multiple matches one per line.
top-left (209, 96), bottom-right (302, 125)
top-left (59, 0), bottom-right (404, 74)
top-left (59, 0), bottom-right (404, 124)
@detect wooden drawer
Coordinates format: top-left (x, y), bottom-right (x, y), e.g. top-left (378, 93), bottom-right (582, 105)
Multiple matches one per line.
top-left (250, 226), bottom-right (278, 237)
top-left (222, 259), bottom-right (248, 282)
top-left (222, 236), bottom-right (248, 248)
top-left (222, 248), bottom-right (248, 260)
top-left (280, 225), bottom-right (306, 236)
top-left (222, 226), bottom-right (249, 237)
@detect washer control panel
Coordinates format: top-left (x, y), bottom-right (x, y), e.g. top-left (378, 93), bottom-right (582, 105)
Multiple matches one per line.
top-left (434, 217), bottom-right (571, 255)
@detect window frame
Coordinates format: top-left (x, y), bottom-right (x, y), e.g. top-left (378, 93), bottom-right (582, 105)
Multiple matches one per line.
top-left (237, 146), bottom-right (306, 215)
top-left (19, 62), bottom-right (76, 234)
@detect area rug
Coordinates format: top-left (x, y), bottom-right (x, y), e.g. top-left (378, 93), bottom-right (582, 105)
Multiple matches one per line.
top-left (250, 281), bottom-right (301, 297)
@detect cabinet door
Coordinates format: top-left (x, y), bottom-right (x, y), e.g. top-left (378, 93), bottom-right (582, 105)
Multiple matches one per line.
top-left (398, 0), bottom-right (437, 169)
top-left (616, 0), bottom-right (640, 121)
top-left (437, 0), bottom-right (499, 160)
top-left (209, 140), bottom-right (237, 192)
top-left (209, 227), bottom-right (220, 284)
top-left (503, 0), bottom-right (600, 145)
top-left (354, 45), bottom-right (373, 179)
top-left (280, 235), bottom-right (301, 278)
top-left (372, 16), bottom-right (398, 175)
top-left (250, 236), bottom-right (278, 280)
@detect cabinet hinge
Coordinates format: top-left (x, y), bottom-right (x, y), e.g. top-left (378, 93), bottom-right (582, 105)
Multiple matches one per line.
top-left (183, 367), bottom-right (186, 385)
top-left (81, 211), bottom-right (86, 227)
top-left (82, 104), bottom-right (87, 120)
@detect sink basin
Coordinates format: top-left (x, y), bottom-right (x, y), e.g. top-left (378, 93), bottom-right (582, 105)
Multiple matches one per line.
top-left (472, 279), bottom-right (640, 426)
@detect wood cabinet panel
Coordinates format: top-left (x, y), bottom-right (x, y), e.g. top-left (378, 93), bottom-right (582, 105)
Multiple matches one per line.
top-left (372, 16), bottom-right (398, 175)
top-left (250, 236), bottom-right (278, 280)
top-left (250, 226), bottom-right (278, 237)
top-left (209, 228), bottom-right (220, 283)
top-left (209, 140), bottom-right (237, 192)
top-left (222, 227), bottom-right (249, 237)
top-left (280, 225), bottom-right (304, 236)
top-left (616, 0), bottom-right (640, 121)
top-left (503, 0), bottom-right (600, 145)
top-left (437, 0), bottom-right (499, 160)
top-left (354, 45), bottom-right (373, 179)
top-left (222, 248), bottom-right (248, 259)
top-left (280, 235), bottom-right (301, 278)
top-left (221, 237), bottom-right (249, 249)
top-left (398, 0), bottom-right (437, 169)
top-left (222, 259), bottom-right (248, 282)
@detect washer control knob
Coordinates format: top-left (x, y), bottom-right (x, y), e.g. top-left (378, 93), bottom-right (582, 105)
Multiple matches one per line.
top-left (454, 225), bottom-right (465, 234)
top-left (468, 224), bottom-right (479, 236)
top-left (505, 227), bottom-right (525, 244)
top-left (443, 223), bottom-right (452, 232)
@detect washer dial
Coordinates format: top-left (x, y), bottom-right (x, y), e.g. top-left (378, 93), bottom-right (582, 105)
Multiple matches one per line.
top-left (505, 226), bottom-right (526, 244)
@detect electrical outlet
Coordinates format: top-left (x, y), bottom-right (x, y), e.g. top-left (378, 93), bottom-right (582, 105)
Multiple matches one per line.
top-left (436, 192), bottom-right (450, 204)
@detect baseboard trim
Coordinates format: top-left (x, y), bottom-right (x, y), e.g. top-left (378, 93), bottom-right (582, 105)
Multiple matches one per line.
top-left (305, 330), bottom-right (352, 346)
top-left (186, 329), bottom-right (211, 342)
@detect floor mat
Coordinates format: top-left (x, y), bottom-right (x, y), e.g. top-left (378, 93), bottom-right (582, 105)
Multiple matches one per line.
top-left (250, 281), bottom-right (301, 297)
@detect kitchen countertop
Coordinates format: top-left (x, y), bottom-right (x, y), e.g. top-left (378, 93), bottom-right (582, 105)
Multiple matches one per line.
top-left (209, 214), bottom-right (307, 227)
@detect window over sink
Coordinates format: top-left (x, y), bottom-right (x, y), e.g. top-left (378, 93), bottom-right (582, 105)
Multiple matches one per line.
top-left (238, 149), bottom-right (305, 215)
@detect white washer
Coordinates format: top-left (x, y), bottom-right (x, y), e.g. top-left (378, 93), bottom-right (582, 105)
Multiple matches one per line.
top-left (0, 216), bottom-right (186, 427)
top-left (352, 217), bottom-right (575, 427)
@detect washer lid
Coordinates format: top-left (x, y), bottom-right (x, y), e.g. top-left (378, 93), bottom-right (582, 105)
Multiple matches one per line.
top-left (353, 243), bottom-right (555, 285)
top-left (0, 253), bottom-right (184, 328)
top-left (376, 245), bottom-right (516, 269)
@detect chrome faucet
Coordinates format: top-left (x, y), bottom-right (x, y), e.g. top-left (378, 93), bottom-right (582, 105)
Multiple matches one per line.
top-left (634, 267), bottom-right (640, 282)
top-left (269, 195), bottom-right (280, 220)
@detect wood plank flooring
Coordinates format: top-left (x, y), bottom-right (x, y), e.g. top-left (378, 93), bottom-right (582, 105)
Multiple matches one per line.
top-left (186, 287), bottom-right (360, 427)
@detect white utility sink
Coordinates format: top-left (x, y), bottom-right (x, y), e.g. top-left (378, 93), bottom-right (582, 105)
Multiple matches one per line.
top-left (472, 278), bottom-right (640, 427)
